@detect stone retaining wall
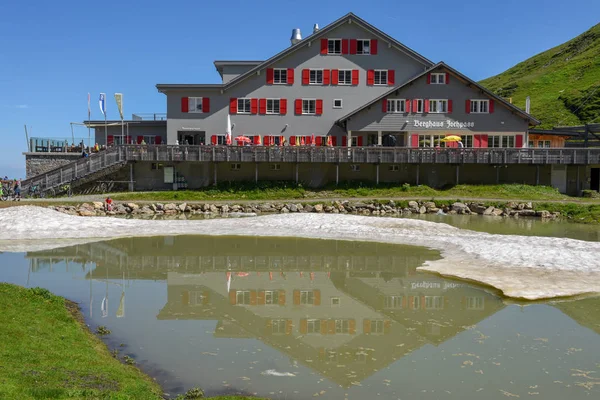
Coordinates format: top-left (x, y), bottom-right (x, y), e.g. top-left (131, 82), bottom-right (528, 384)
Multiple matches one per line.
top-left (25, 153), bottom-right (82, 178)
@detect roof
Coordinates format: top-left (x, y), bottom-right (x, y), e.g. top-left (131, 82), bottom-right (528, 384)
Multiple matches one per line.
top-left (213, 60), bottom-right (264, 79)
top-left (157, 12), bottom-right (434, 93)
top-left (336, 62), bottom-right (541, 126)
top-left (528, 129), bottom-right (581, 137)
top-left (156, 83), bottom-right (224, 91)
top-left (83, 120), bottom-right (166, 126)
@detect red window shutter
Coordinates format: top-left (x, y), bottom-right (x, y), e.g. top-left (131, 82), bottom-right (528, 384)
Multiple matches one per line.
top-left (357, 136), bottom-right (363, 146)
top-left (405, 99), bottom-right (411, 113)
top-left (363, 319), bottom-right (371, 334)
top-left (367, 70), bottom-right (374, 85)
top-left (427, 73), bottom-right (431, 84)
top-left (465, 99), bottom-right (471, 114)
top-left (331, 136), bottom-right (337, 146)
top-left (411, 135), bottom-right (419, 148)
top-left (250, 98), bottom-right (258, 114)
top-left (266, 68), bottom-right (274, 84)
top-left (448, 99), bottom-right (453, 114)
top-left (349, 319), bottom-right (356, 334)
top-left (202, 97), bottom-right (210, 113)
top-left (446, 72), bottom-right (450, 84)
top-left (211, 135), bottom-right (217, 145)
top-left (290, 136), bottom-right (296, 146)
top-left (382, 99), bottom-right (388, 113)
top-left (320, 38), bottom-right (328, 55)
top-left (107, 135), bottom-right (114, 145)
top-left (229, 289), bottom-right (236, 305)
top-left (295, 99), bottom-right (302, 115)
top-left (259, 98), bottom-right (266, 114)
top-left (412, 99), bottom-right (418, 113)
top-left (316, 136), bottom-right (322, 146)
top-left (316, 99), bottom-right (323, 115)
top-left (480, 134), bottom-right (489, 148)
top-left (155, 136), bottom-right (162, 145)
top-left (489, 99), bottom-right (495, 113)
top-left (264, 136), bottom-right (270, 146)
top-left (280, 98), bottom-right (287, 115)
top-left (323, 69), bottom-right (330, 85)
top-left (137, 136), bottom-right (143, 144)
top-left (331, 69), bottom-right (339, 85)
top-left (388, 69), bottom-right (395, 85)
top-left (302, 69), bottom-right (309, 85)
top-left (258, 290), bottom-right (266, 305)
top-left (424, 99), bottom-right (430, 113)
top-left (230, 98), bottom-right (237, 114)
top-left (287, 68), bottom-right (294, 84)
top-left (350, 39), bottom-right (357, 54)
top-left (300, 319), bottom-right (308, 334)
top-left (314, 289), bottom-right (321, 305)
top-left (515, 134), bottom-right (523, 148)
top-left (342, 39), bottom-right (349, 55)
top-left (181, 97), bottom-right (189, 113)
top-left (352, 69), bottom-right (359, 85)
top-left (474, 135), bottom-right (480, 148)
top-left (371, 39), bottom-right (378, 55)
top-left (342, 136), bottom-right (347, 146)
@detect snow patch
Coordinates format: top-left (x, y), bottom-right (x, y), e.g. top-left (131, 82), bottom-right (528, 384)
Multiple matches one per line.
top-left (1, 206), bottom-right (599, 300)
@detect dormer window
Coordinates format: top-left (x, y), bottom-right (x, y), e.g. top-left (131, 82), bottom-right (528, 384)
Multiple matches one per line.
top-left (430, 73), bottom-right (446, 84)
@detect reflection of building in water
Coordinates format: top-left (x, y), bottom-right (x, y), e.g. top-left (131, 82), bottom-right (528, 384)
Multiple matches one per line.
top-left (554, 297), bottom-right (600, 336)
top-left (26, 236), bottom-right (504, 386)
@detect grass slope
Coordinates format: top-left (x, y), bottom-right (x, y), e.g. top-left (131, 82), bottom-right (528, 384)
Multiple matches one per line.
top-left (0, 284), bottom-right (263, 400)
top-left (480, 23), bottom-right (600, 128)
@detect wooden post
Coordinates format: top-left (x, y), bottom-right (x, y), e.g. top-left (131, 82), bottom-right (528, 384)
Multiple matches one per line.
top-left (377, 131), bottom-right (382, 146)
top-left (214, 163), bottom-right (217, 186)
top-left (536, 165), bottom-right (540, 185)
top-left (416, 164), bottom-right (420, 186)
top-left (255, 163), bottom-right (258, 183)
top-left (376, 164), bottom-right (380, 185)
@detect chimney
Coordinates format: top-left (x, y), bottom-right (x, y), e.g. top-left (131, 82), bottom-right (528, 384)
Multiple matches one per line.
top-left (290, 28), bottom-right (302, 46)
top-left (313, 23), bottom-right (319, 33)
top-left (525, 96), bottom-right (531, 113)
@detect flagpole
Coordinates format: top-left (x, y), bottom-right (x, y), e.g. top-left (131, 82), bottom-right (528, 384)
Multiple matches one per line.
top-left (88, 93), bottom-right (91, 151)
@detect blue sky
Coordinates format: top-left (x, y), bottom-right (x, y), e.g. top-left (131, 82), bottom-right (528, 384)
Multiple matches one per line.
top-left (1, 0), bottom-right (599, 178)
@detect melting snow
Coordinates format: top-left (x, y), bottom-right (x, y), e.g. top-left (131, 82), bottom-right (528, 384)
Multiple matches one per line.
top-left (1, 206), bottom-right (599, 300)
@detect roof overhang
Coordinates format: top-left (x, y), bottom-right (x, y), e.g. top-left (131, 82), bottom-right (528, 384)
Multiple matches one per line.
top-left (213, 60), bottom-right (263, 79)
top-left (156, 84), bottom-right (224, 93)
top-left (528, 129), bottom-right (580, 137)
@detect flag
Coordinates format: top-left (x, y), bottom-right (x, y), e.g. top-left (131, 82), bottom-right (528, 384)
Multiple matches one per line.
top-left (114, 93), bottom-right (124, 120)
top-left (101, 296), bottom-right (108, 318)
top-left (116, 291), bottom-right (125, 318)
top-left (87, 93), bottom-right (91, 120)
top-left (99, 93), bottom-right (106, 115)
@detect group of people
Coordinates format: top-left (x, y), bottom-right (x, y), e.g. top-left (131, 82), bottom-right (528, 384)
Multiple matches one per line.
top-left (0, 177), bottom-right (22, 200)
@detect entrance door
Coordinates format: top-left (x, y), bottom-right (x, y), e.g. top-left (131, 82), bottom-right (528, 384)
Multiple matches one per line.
top-left (177, 131), bottom-right (206, 145)
top-left (591, 168), bottom-right (600, 192)
top-left (551, 165), bottom-right (567, 193)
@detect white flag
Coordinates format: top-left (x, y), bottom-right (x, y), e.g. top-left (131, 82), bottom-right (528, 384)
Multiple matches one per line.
top-left (99, 93), bottom-right (106, 115)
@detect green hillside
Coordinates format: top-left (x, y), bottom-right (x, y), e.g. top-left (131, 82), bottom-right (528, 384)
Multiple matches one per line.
top-left (480, 23), bottom-right (600, 129)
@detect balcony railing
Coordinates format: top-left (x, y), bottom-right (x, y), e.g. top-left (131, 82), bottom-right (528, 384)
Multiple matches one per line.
top-left (131, 113), bottom-right (167, 121)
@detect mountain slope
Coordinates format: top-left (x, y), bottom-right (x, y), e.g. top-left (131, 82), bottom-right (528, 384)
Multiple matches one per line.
top-left (480, 23), bottom-right (600, 129)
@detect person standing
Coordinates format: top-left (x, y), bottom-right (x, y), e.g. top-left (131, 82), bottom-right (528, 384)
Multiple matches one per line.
top-left (13, 179), bottom-right (21, 201)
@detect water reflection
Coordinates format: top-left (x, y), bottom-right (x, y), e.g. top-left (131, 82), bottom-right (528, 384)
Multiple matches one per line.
top-left (19, 236), bottom-right (600, 399)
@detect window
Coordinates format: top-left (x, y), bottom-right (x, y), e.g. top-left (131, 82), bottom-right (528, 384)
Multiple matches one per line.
top-left (374, 70), bottom-right (388, 85)
top-left (333, 99), bottom-right (343, 109)
top-left (335, 319), bottom-right (350, 334)
top-left (350, 164), bottom-right (360, 172)
top-left (236, 290), bottom-right (250, 304)
top-left (230, 163), bottom-right (241, 171)
top-left (272, 319), bottom-right (287, 334)
top-left (414, 99), bottom-right (424, 113)
top-left (425, 296), bottom-right (444, 310)
top-left (266, 99), bottom-right (280, 114)
top-left (151, 163), bottom-right (163, 170)
top-left (389, 165), bottom-right (399, 171)
top-left (489, 135), bottom-right (501, 148)
top-left (188, 97), bottom-right (204, 113)
top-left (384, 295), bottom-right (403, 308)
top-left (502, 136), bottom-right (515, 148)
top-left (265, 290), bottom-right (279, 305)
top-left (237, 98), bottom-right (251, 114)
top-left (412, 296), bottom-right (421, 310)
top-left (462, 135), bottom-right (473, 148)
top-left (143, 135), bottom-right (156, 144)
top-left (430, 73), bottom-right (446, 84)
top-left (470, 99), bottom-right (489, 114)
top-left (328, 39), bottom-right (341, 54)
top-left (302, 99), bottom-right (316, 115)
top-left (429, 99), bottom-right (448, 113)
top-left (338, 70), bottom-right (352, 85)
top-left (466, 296), bottom-right (485, 310)
top-left (370, 320), bottom-right (385, 334)
top-left (188, 291), bottom-right (206, 306)
top-left (538, 140), bottom-right (551, 148)
top-left (273, 68), bottom-right (287, 84)
top-left (307, 319), bottom-right (321, 333)
top-left (351, 137), bottom-right (358, 146)
top-left (300, 290), bottom-right (314, 305)
top-left (269, 163), bottom-right (281, 170)
top-left (387, 99), bottom-right (406, 113)
top-left (309, 69), bottom-right (323, 84)
top-left (356, 39), bottom-right (370, 55)
top-left (216, 135), bottom-right (227, 145)
top-left (331, 297), bottom-right (340, 306)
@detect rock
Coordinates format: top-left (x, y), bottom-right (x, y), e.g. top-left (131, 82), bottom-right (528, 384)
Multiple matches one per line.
top-left (448, 210), bottom-right (457, 215)
top-left (470, 204), bottom-right (487, 214)
top-left (303, 204), bottom-right (314, 213)
top-left (78, 209), bottom-right (95, 216)
top-left (418, 206), bottom-right (427, 214)
top-left (185, 206), bottom-right (192, 213)
top-left (483, 206), bottom-right (495, 216)
top-left (280, 207), bottom-right (289, 213)
top-left (362, 209), bottom-right (371, 215)
top-left (408, 201), bottom-right (419, 209)
top-left (221, 204), bottom-right (230, 214)
top-left (202, 204), bottom-right (210, 212)
top-left (506, 202), bottom-right (518, 209)
top-left (332, 208), bottom-right (340, 214)
top-left (164, 203), bottom-right (177, 211)
top-left (518, 209), bottom-right (536, 217)
top-left (452, 202), bottom-right (471, 214)
top-left (536, 210), bottom-right (551, 218)
top-left (428, 207), bottom-right (440, 213)
top-left (140, 206), bottom-right (154, 214)
top-left (325, 206), bottom-right (334, 212)
top-left (372, 210), bottom-right (380, 215)
top-left (178, 203), bottom-right (187, 212)
top-left (517, 203), bottom-right (526, 210)
top-left (525, 202), bottom-right (533, 209)
top-left (79, 203), bottom-right (94, 210)
top-left (209, 204), bottom-right (219, 213)
top-left (491, 208), bottom-right (504, 216)
top-left (289, 204), bottom-right (298, 212)
top-left (295, 203), bottom-right (304, 211)
top-left (92, 202), bottom-right (104, 210)
top-left (314, 204), bottom-right (324, 213)
top-left (423, 201), bottom-right (436, 210)
top-left (389, 200), bottom-right (396, 207)
top-left (149, 204), bottom-right (157, 212)
top-left (126, 203), bottom-right (139, 211)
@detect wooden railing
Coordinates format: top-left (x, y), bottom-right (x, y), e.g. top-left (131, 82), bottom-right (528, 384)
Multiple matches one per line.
top-left (23, 145), bottom-right (600, 194)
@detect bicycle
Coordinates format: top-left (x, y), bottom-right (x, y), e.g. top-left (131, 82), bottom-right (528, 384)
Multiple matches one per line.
top-left (27, 185), bottom-right (45, 199)
top-left (59, 183), bottom-right (73, 197)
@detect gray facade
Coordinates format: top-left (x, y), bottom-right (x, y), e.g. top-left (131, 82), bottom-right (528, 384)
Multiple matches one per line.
top-left (159, 18), bottom-right (431, 145)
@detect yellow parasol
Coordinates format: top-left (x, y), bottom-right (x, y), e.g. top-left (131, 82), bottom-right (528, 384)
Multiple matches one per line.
top-left (441, 135), bottom-right (462, 142)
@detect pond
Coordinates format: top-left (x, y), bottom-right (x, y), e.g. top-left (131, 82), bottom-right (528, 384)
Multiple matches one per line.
top-left (0, 225), bottom-right (599, 399)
